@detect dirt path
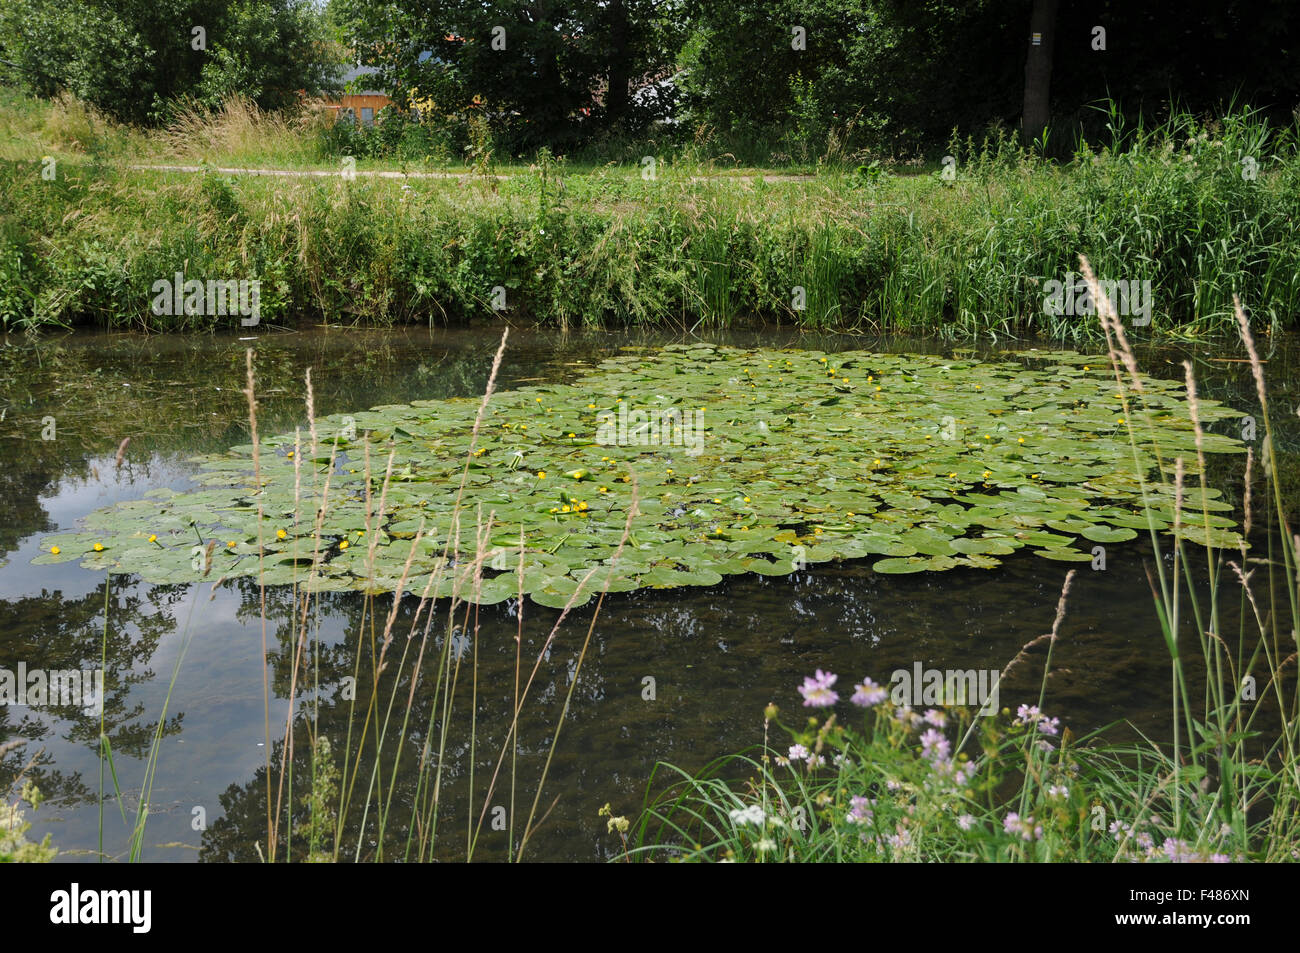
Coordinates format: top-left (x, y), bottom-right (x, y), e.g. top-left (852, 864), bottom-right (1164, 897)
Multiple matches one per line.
top-left (130, 163), bottom-right (819, 183)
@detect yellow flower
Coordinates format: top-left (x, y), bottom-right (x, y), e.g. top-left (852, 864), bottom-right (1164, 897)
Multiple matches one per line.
top-left (561, 505), bottom-right (571, 513)
top-left (1117, 418), bottom-right (1125, 425)
top-left (599, 486), bottom-right (608, 493)
top-left (227, 541), bottom-right (236, 548)
top-left (743, 496), bottom-right (751, 503)
top-left (50, 546), bottom-right (60, 555)
top-left (93, 542), bottom-right (104, 552)
top-left (276, 529), bottom-right (287, 539)
top-left (873, 459), bottom-right (881, 467)
top-left (536, 397), bottom-right (543, 403)
top-left (537, 470), bottom-right (547, 479)
top-left (1031, 473), bottom-right (1040, 479)
top-left (666, 468), bottom-right (674, 475)
top-left (340, 540), bottom-right (349, 550)
top-left (578, 501), bottom-right (588, 511)
top-left (148, 534), bottom-right (158, 543)
top-left (949, 473), bottom-right (957, 479)
top-left (287, 450), bottom-right (294, 458)
top-left (983, 470), bottom-right (991, 479)
top-left (713, 498), bottom-right (721, 504)
top-left (813, 527), bottom-right (822, 535)
top-left (1018, 437), bottom-right (1025, 444)
top-left (587, 403), bottom-right (596, 409)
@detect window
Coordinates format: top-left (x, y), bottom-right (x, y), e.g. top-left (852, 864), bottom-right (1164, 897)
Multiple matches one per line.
top-left (361, 107), bottom-right (374, 125)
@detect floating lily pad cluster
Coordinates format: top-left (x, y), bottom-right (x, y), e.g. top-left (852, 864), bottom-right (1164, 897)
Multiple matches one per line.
top-left (36, 344), bottom-right (1246, 607)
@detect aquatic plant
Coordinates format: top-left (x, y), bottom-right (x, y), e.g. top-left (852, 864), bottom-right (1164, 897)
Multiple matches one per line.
top-left (621, 262), bottom-right (1299, 864)
top-left (36, 345), bottom-right (1246, 605)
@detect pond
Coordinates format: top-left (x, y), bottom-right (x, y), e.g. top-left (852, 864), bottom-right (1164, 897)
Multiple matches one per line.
top-left (1, 325), bottom-right (1296, 862)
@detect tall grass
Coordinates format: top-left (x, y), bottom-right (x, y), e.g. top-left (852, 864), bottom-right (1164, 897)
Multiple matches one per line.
top-left (150, 96), bottom-right (336, 170)
top-left (2, 88), bottom-right (1298, 339)
top-left (114, 330), bottom-right (644, 861)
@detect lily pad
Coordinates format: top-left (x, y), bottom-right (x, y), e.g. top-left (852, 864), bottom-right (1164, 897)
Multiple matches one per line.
top-left (36, 344), bottom-right (1247, 602)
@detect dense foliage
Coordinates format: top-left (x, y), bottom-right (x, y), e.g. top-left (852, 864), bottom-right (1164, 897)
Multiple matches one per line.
top-left (0, 0), bottom-right (341, 124)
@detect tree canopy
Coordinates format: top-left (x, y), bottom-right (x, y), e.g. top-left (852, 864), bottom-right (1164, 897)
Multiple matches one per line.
top-left (0, 0), bottom-right (342, 124)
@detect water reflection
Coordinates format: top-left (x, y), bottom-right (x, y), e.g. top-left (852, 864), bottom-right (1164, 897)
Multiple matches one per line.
top-left (0, 326), bottom-right (1296, 862)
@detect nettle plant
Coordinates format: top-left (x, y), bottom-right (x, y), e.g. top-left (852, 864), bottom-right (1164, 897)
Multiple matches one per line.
top-left (37, 344), bottom-right (1246, 606)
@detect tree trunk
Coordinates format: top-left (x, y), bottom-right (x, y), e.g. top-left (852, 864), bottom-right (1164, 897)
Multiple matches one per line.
top-left (606, 0), bottom-right (630, 127)
top-left (1022, 0), bottom-right (1058, 147)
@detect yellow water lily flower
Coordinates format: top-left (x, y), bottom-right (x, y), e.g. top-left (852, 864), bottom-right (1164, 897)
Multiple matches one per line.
top-left (276, 529), bottom-right (287, 539)
top-left (339, 540), bottom-right (349, 550)
top-left (93, 542), bottom-right (104, 552)
top-left (50, 546), bottom-right (61, 555)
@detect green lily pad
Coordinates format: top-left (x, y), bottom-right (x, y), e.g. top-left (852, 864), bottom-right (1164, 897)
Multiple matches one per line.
top-left (36, 344), bottom-right (1246, 602)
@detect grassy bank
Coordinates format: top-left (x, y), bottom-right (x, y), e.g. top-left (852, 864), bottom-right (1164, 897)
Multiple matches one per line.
top-left (2, 90), bottom-right (1299, 339)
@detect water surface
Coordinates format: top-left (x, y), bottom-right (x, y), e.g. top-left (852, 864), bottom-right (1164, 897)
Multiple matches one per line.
top-left (1, 325), bottom-right (1295, 862)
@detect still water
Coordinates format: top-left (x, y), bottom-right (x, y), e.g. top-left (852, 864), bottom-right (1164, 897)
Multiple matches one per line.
top-left (1, 325), bottom-right (1295, 862)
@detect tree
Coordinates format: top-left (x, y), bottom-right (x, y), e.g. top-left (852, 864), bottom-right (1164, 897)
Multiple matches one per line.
top-left (330, 0), bottom-right (682, 152)
top-left (0, 0), bottom-right (342, 125)
top-left (1021, 0), bottom-right (1057, 146)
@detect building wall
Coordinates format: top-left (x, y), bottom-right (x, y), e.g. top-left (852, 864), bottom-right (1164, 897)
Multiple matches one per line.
top-left (331, 94), bottom-right (392, 124)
